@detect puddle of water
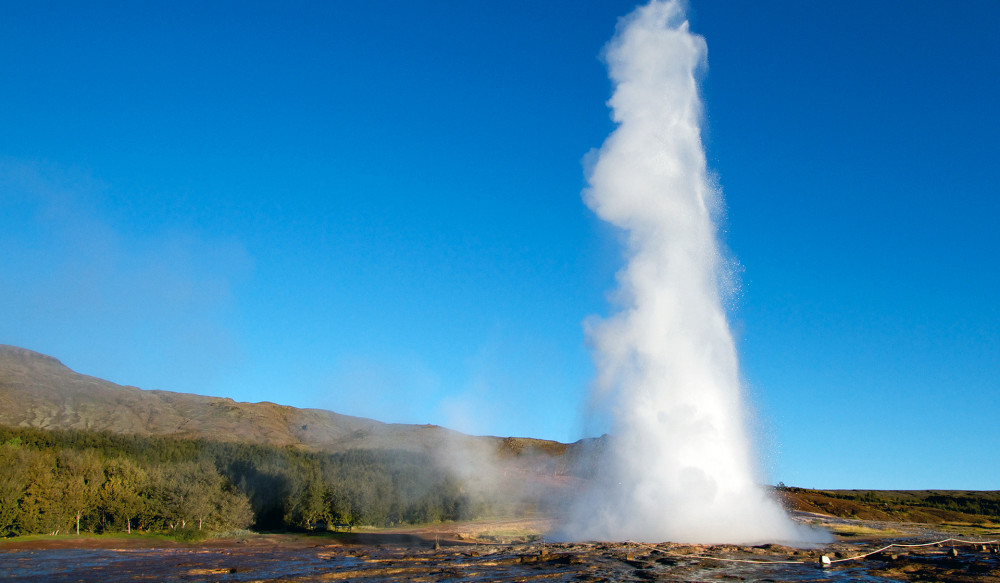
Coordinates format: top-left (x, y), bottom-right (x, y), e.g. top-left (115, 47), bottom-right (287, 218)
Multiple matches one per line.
top-left (0, 548), bottom-right (362, 583)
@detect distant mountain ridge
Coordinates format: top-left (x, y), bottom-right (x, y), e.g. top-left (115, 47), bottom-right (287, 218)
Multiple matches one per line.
top-left (0, 344), bottom-right (571, 460)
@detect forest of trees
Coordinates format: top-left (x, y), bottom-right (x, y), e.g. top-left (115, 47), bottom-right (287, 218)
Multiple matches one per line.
top-left (0, 425), bottom-right (481, 538)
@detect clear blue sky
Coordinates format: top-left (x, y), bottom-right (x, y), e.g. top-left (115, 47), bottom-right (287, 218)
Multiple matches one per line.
top-left (2, 1), bottom-right (997, 490)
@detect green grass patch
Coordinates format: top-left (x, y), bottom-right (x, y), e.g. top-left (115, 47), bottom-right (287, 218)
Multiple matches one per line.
top-left (826, 523), bottom-right (902, 537)
top-left (0, 532), bottom-right (177, 544)
top-left (0, 529), bottom-right (261, 545)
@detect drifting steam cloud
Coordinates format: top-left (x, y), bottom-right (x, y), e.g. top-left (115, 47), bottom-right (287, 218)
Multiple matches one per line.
top-left (559, 1), bottom-right (826, 543)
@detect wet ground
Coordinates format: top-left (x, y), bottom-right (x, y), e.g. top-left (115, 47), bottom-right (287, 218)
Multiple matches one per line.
top-left (2, 523), bottom-right (999, 582)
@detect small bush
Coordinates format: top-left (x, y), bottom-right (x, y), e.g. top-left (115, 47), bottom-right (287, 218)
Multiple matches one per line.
top-left (171, 528), bottom-right (209, 543)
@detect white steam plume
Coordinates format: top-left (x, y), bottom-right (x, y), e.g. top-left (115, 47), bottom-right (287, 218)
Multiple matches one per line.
top-left (560, 0), bottom-right (826, 544)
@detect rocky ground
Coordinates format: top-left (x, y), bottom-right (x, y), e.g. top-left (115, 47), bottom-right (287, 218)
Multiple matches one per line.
top-left (2, 515), bottom-right (998, 582)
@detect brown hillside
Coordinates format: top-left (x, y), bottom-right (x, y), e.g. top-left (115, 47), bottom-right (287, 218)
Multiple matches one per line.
top-left (0, 345), bottom-right (572, 463)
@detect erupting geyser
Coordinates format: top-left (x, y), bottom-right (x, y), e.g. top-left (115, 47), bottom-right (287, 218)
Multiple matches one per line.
top-left (560, 0), bottom-right (826, 543)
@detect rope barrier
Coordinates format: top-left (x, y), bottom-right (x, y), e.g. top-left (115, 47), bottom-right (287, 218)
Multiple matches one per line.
top-left (827, 538), bottom-right (1000, 564)
top-left (623, 537), bottom-right (1000, 567)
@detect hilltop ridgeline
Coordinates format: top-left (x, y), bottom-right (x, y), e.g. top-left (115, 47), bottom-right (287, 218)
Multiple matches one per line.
top-left (0, 344), bottom-right (580, 460)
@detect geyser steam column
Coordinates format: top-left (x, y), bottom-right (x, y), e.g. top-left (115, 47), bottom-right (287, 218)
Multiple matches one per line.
top-left (566, 0), bottom-right (821, 543)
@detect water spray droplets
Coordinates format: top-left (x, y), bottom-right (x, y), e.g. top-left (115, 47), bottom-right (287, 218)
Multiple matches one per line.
top-left (560, 0), bottom-right (828, 544)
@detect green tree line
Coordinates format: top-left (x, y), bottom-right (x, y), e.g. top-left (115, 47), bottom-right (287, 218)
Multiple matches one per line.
top-left (920, 493), bottom-right (1000, 518)
top-left (0, 425), bottom-right (480, 537)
